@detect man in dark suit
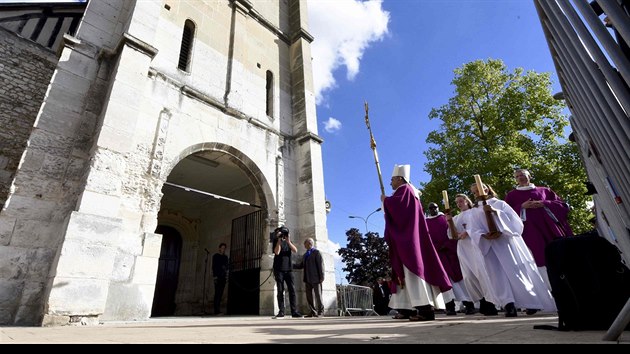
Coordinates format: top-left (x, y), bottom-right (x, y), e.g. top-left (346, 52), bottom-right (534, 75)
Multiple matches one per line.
top-left (294, 238), bottom-right (325, 317)
top-left (373, 277), bottom-right (391, 315)
top-left (212, 243), bottom-right (229, 315)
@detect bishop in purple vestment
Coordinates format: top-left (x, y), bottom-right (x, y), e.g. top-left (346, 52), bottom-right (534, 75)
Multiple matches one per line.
top-left (381, 164), bottom-right (451, 321)
top-left (505, 168), bottom-right (573, 268)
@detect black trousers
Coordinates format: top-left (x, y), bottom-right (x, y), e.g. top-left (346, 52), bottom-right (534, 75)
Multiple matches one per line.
top-left (213, 277), bottom-right (227, 314)
top-left (274, 271), bottom-right (297, 314)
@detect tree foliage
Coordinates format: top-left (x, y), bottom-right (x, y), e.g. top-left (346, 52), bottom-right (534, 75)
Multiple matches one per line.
top-left (421, 59), bottom-right (591, 233)
top-left (337, 228), bottom-right (390, 286)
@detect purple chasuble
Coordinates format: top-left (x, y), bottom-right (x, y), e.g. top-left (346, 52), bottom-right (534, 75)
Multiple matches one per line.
top-left (426, 214), bottom-right (463, 283)
top-left (505, 186), bottom-right (573, 267)
top-left (383, 184), bottom-right (452, 293)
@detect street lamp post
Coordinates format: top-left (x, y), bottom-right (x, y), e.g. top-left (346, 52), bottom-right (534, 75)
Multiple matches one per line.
top-left (349, 207), bottom-right (382, 234)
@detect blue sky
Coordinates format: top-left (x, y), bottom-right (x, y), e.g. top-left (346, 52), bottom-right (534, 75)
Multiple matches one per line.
top-left (307, 0), bottom-right (565, 284)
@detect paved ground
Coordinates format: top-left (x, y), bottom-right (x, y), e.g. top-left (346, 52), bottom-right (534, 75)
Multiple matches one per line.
top-left (1, 312), bottom-right (628, 344)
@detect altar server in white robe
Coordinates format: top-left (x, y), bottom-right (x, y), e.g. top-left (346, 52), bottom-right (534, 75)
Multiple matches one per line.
top-left (447, 194), bottom-right (500, 315)
top-left (467, 183), bottom-right (556, 317)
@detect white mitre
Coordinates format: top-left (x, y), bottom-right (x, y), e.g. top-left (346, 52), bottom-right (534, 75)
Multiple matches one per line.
top-left (392, 164), bottom-right (410, 182)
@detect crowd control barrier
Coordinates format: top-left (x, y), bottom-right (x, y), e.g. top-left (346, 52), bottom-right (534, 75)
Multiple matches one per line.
top-left (336, 284), bottom-right (378, 316)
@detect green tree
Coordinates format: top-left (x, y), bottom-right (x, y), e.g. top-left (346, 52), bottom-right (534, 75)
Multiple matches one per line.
top-left (421, 59), bottom-right (591, 233)
top-left (338, 228), bottom-right (390, 286)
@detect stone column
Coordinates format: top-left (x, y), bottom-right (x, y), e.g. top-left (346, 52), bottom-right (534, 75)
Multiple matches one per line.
top-left (44, 0), bottom-right (165, 324)
top-left (287, 0), bottom-right (336, 315)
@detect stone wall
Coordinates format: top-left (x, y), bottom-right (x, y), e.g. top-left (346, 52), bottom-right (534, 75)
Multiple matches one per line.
top-left (0, 28), bottom-right (57, 209)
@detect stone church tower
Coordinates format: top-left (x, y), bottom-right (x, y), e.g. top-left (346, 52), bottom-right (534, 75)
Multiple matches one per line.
top-left (0, 0), bottom-right (335, 326)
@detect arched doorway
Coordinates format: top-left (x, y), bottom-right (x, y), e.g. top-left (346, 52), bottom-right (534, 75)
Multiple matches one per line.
top-left (156, 147), bottom-right (271, 316)
top-left (151, 225), bottom-right (183, 317)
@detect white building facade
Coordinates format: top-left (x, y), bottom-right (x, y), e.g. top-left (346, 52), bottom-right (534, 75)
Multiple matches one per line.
top-left (0, 0), bottom-right (335, 326)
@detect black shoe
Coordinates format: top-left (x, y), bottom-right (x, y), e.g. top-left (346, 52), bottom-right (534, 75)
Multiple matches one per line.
top-left (392, 313), bottom-right (409, 320)
top-left (463, 301), bottom-right (476, 315)
top-left (485, 307), bottom-right (498, 316)
top-left (304, 313), bottom-right (318, 318)
top-left (465, 307), bottom-right (477, 315)
top-left (291, 312), bottom-right (303, 318)
top-left (480, 299), bottom-right (498, 316)
top-left (275, 312), bottom-right (285, 318)
top-left (505, 303), bottom-right (517, 317)
top-left (445, 300), bottom-right (456, 316)
top-left (409, 311), bottom-right (435, 321)
top-left (525, 309), bottom-right (539, 315)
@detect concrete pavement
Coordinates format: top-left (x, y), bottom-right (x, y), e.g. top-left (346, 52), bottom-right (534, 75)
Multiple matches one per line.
top-left (1, 312), bottom-right (628, 344)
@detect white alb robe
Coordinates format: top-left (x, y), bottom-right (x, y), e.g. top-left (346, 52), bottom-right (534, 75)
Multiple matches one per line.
top-left (450, 209), bottom-right (499, 305)
top-left (467, 198), bottom-right (556, 312)
top-left (389, 266), bottom-right (453, 310)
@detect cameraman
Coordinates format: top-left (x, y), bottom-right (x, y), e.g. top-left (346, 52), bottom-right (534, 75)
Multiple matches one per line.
top-left (272, 226), bottom-right (302, 318)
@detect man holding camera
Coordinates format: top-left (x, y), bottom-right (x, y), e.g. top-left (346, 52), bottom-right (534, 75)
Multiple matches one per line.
top-left (273, 226), bottom-right (302, 318)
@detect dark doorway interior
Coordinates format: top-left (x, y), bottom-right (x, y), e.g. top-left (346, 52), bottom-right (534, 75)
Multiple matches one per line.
top-left (227, 210), bottom-right (264, 315)
top-left (227, 268), bottom-right (261, 315)
top-left (151, 225), bottom-right (183, 317)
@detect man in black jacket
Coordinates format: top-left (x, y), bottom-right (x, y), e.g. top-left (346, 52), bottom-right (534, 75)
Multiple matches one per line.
top-left (373, 277), bottom-right (391, 316)
top-left (212, 243), bottom-right (229, 315)
top-left (273, 226), bottom-right (302, 318)
top-left (294, 238), bottom-right (325, 317)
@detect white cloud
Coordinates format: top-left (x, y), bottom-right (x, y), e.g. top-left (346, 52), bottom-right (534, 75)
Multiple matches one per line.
top-left (317, 239), bottom-right (342, 261)
top-left (323, 117), bottom-right (342, 133)
top-left (317, 238), bottom-right (348, 284)
top-left (308, 0), bottom-right (390, 105)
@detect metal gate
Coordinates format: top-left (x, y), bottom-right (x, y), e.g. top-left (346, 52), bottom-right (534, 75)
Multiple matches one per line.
top-left (227, 210), bottom-right (265, 314)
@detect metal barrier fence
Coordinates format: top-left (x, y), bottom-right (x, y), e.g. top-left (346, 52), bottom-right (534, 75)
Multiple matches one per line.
top-left (336, 284), bottom-right (378, 316)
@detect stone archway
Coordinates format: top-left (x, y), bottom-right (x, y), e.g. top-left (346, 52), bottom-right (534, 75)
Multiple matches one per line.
top-left (156, 143), bottom-right (275, 316)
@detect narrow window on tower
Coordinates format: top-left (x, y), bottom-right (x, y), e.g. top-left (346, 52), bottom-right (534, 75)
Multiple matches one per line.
top-left (178, 20), bottom-right (195, 72)
top-left (266, 70), bottom-right (274, 117)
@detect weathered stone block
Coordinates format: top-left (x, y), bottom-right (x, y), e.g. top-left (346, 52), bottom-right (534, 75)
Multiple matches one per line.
top-left (132, 256), bottom-right (159, 285)
top-left (19, 279), bottom-right (46, 306)
top-left (41, 314), bottom-right (71, 327)
top-left (0, 279), bottom-right (22, 311)
top-left (63, 211), bottom-right (124, 245)
top-left (14, 304), bottom-right (43, 326)
top-left (110, 252), bottom-right (134, 282)
top-left (142, 232), bottom-right (162, 258)
top-left (0, 215), bottom-right (16, 246)
top-left (1, 195), bottom-right (57, 220)
top-left (101, 283), bottom-right (153, 321)
top-left (76, 191), bottom-right (121, 218)
top-left (25, 248), bottom-right (56, 281)
top-left (11, 219), bottom-right (64, 249)
top-left (47, 277), bottom-right (109, 315)
top-left (55, 240), bottom-right (116, 279)
top-left (0, 246), bottom-right (29, 279)
top-left (18, 150), bottom-right (46, 173)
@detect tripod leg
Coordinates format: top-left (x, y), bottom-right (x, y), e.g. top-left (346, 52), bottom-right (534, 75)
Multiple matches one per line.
top-left (202, 252), bottom-right (209, 315)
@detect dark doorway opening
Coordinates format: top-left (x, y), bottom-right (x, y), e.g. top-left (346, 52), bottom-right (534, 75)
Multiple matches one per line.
top-left (227, 210), bottom-right (264, 315)
top-left (151, 225), bottom-right (183, 317)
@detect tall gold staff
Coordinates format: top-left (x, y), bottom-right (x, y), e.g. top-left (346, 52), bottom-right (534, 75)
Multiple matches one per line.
top-left (364, 101), bottom-right (385, 195)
